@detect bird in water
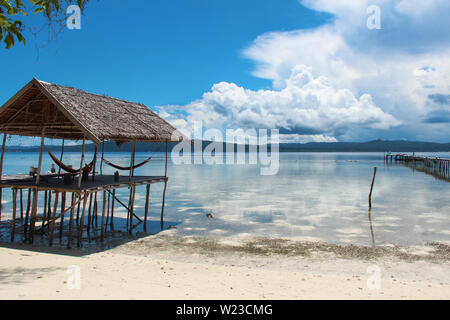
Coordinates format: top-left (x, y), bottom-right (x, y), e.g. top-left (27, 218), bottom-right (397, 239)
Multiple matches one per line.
top-left (206, 213), bottom-right (214, 219)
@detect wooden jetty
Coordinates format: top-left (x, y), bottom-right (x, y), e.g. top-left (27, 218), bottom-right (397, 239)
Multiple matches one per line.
top-left (386, 152), bottom-right (450, 182)
top-left (0, 78), bottom-right (187, 248)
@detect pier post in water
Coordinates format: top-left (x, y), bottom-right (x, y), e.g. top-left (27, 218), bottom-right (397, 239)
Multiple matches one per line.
top-left (369, 167), bottom-right (377, 208)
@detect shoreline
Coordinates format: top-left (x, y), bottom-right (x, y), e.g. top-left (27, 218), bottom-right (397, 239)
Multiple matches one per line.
top-left (1, 234), bottom-right (449, 300)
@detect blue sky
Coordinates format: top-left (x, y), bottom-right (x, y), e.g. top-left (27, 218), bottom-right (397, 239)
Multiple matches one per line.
top-left (1, 0), bottom-right (449, 144)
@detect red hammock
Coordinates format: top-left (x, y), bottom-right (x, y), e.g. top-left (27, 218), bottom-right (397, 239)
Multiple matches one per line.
top-left (48, 151), bottom-right (94, 174)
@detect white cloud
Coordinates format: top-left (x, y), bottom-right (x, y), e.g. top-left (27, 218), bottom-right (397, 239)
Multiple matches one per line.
top-left (159, 65), bottom-right (400, 141)
top-left (159, 0), bottom-right (450, 142)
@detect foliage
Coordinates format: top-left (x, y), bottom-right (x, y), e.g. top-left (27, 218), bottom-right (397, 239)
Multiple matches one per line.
top-left (0, 0), bottom-right (89, 49)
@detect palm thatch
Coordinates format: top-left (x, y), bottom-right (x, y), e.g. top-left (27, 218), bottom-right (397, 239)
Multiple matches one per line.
top-left (0, 78), bottom-right (187, 145)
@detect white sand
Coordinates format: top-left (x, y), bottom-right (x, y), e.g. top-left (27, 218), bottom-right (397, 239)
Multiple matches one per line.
top-left (0, 239), bottom-right (449, 300)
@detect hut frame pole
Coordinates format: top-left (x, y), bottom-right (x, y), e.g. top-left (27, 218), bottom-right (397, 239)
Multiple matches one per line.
top-left (28, 188), bottom-right (39, 243)
top-left (100, 141), bottom-right (105, 176)
top-left (0, 133), bottom-right (7, 220)
top-left (77, 136), bottom-right (85, 189)
top-left (58, 139), bottom-right (65, 177)
top-left (35, 128), bottom-right (45, 185)
top-left (160, 141), bottom-right (168, 231)
top-left (92, 145), bottom-right (98, 181)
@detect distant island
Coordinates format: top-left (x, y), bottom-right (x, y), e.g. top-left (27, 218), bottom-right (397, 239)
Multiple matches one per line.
top-left (6, 140), bottom-right (450, 153)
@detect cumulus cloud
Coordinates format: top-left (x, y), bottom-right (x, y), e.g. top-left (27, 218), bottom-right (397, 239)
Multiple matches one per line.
top-left (159, 65), bottom-right (399, 141)
top-left (159, 0), bottom-right (450, 142)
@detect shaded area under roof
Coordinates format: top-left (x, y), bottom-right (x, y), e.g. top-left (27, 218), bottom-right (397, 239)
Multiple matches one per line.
top-left (0, 78), bottom-right (187, 145)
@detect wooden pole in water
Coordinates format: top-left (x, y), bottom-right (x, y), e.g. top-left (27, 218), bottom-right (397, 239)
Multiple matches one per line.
top-left (160, 141), bottom-right (169, 231)
top-left (42, 191), bottom-right (48, 231)
top-left (24, 188), bottom-right (31, 235)
top-left (49, 191), bottom-right (59, 246)
top-left (77, 192), bottom-right (89, 247)
top-left (19, 189), bottom-right (23, 219)
top-left (11, 189), bottom-right (17, 242)
top-left (368, 167), bottom-right (377, 208)
top-left (110, 189), bottom-right (115, 231)
top-left (100, 190), bottom-right (107, 242)
top-left (0, 133), bottom-right (7, 221)
top-left (143, 184), bottom-right (150, 232)
top-left (67, 193), bottom-right (76, 249)
top-left (78, 136), bottom-right (85, 189)
top-left (87, 192), bottom-right (93, 233)
top-left (28, 188), bottom-right (39, 243)
top-left (59, 192), bottom-right (66, 239)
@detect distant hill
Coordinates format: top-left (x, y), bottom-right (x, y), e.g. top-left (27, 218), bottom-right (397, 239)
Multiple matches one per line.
top-left (6, 140), bottom-right (450, 153)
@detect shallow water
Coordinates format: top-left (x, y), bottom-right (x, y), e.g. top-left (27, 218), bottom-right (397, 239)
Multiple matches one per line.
top-left (0, 151), bottom-right (449, 247)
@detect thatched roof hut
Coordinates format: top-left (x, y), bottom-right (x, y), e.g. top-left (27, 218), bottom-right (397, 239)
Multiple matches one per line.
top-left (0, 78), bottom-right (186, 145)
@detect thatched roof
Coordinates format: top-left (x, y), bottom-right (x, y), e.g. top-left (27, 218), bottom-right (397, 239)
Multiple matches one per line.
top-left (0, 78), bottom-right (187, 145)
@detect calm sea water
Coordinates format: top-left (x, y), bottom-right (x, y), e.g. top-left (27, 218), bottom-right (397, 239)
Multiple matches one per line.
top-left (1, 151), bottom-right (449, 247)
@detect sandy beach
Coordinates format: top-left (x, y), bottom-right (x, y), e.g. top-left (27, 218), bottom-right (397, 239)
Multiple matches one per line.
top-left (0, 234), bottom-right (449, 300)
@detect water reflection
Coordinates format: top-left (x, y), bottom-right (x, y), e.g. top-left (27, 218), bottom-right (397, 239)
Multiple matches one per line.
top-left (0, 152), bottom-right (449, 247)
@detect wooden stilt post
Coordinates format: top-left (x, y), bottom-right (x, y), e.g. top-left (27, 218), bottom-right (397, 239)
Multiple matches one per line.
top-left (77, 192), bottom-right (89, 247)
top-left (144, 184), bottom-right (150, 232)
top-left (24, 188), bottom-right (31, 235)
top-left (29, 189), bottom-right (39, 243)
top-left (42, 190), bottom-right (48, 230)
top-left (0, 133), bottom-right (7, 221)
top-left (59, 192), bottom-right (66, 239)
top-left (100, 190), bottom-right (107, 242)
top-left (87, 192), bottom-right (93, 233)
top-left (19, 189), bottom-right (23, 219)
top-left (160, 141), bottom-right (169, 231)
top-left (105, 190), bottom-right (110, 231)
top-left (46, 190), bottom-right (52, 231)
top-left (369, 167), bottom-right (377, 208)
top-left (110, 189), bottom-right (115, 231)
top-left (129, 185), bottom-right (136, 233)
top-left (78, 136), bottom-right (85, 189)
top-left (67, 193), bottom-right (76, 249)
top-left (49, 192), bottom-right (59, 246)
top-left (11, 189), bottom-right (17, 242)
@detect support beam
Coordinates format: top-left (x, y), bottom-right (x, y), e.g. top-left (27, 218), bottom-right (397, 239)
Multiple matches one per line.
top-left (0, 133), bottom-right (7, 220)
top-left (35, 128), bottom-right (46, 185)
top-left (77, 136), bottom-right (85, 189)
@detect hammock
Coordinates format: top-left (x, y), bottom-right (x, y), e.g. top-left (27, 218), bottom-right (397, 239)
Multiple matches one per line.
top-left (103, 156), bottom-right (152, 171)
top-left (48, 151), bottom-right (94, 174)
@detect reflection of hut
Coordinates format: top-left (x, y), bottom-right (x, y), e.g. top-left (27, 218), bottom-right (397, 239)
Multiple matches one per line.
top-left (0, 78), bottom-right (186, 247)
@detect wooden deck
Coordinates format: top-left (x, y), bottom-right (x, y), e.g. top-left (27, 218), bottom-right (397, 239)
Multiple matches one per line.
top-left (0, 174), bottom-right (166, 192)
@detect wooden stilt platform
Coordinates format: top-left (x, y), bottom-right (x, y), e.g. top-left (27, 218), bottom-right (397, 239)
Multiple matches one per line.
top-left (386, 153), bottom-right (450, 182)
top-left (0, 175), bottom-right (168, 247)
